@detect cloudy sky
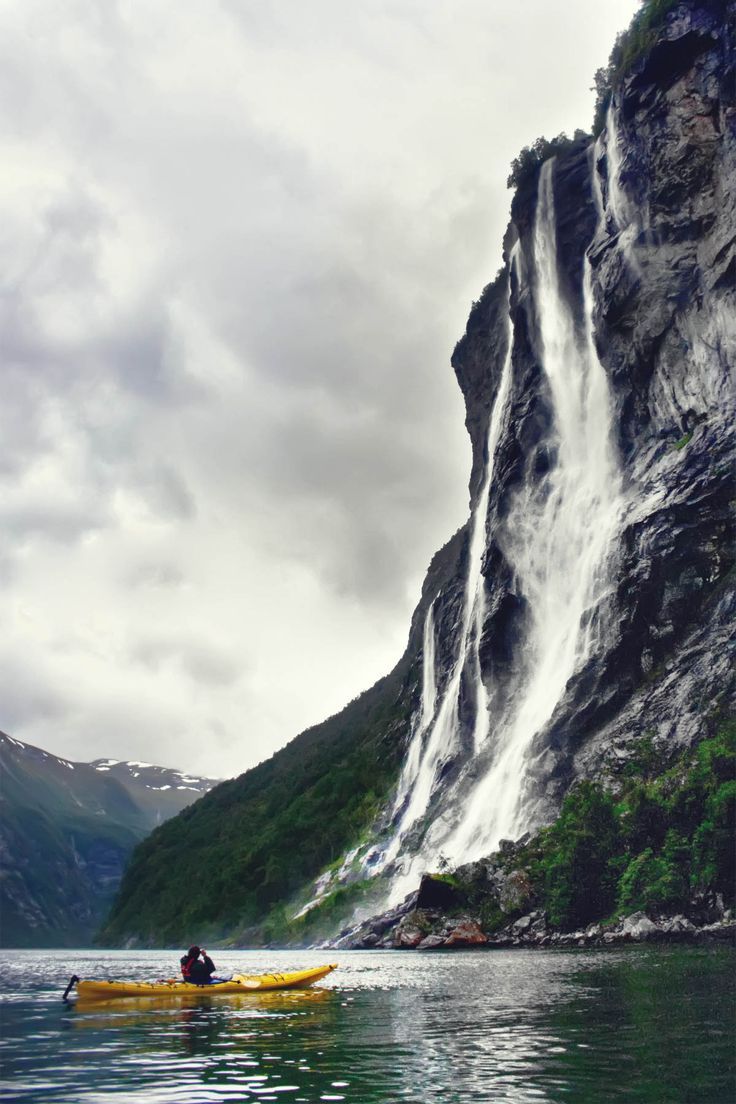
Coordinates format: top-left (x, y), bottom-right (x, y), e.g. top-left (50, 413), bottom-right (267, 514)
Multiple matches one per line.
top-left (1, 0), bottom-right (639, 778)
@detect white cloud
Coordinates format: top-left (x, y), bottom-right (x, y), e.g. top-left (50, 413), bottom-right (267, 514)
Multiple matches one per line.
top-left (0, 0), bottom-right (639, 776)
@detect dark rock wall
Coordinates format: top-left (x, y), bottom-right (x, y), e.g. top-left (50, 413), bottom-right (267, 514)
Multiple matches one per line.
top-left (568, 0), bottom-right (735, 783)
top-left (434, 0), bottom-right (735, 826)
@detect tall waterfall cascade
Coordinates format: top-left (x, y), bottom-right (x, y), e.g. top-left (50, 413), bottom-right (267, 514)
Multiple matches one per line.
top-left (373, 251), bottom-right (519, 886)
top-left (374, 150), bottom-right (628, 903)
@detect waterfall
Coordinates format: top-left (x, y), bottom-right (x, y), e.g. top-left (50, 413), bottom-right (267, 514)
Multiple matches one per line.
top-left (443, 159), bottom-right (622, 861)
top-left (418, 600), bottom-right (438, 745)
top-left (371, 151), bottom-right (624, 908)
top-left (426, 157), bottom-right (621, 869)
top-left (590, 138), bottom-right (605, 226)
top-left (605, 103), bottom-right (631, 231)
top-left (386, 599), bottom-right (437, 826)
top-left (604, 103), bottom-right (643, 272)
top-left (375, 257), bottom-right (518, 878)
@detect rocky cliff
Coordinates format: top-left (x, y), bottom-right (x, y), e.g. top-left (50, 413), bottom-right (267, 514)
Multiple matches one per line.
top-left (100, 0), bottom-right (734, 948)
top-left (354, 0), bottom-right (735, 900)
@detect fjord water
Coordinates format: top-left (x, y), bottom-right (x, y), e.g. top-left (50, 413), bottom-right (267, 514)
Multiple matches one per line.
top-left (1, 947), bottom-right (733, 1103)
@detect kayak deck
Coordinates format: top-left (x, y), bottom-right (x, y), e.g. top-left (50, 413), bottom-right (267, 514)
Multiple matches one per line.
top-left (75, 963), bottom-right (337, 1001)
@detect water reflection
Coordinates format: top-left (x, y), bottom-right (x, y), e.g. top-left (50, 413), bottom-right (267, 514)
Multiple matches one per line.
top-left (0, 947), bottom-right (733, 1103)
top-left (61, 988), bottom-right (345, 1103)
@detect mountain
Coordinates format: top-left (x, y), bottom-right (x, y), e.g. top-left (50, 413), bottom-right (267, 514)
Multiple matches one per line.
top-left (100, 0), bottom-right (735, 949)
top-left (0, 732), bottom-right (217, 946)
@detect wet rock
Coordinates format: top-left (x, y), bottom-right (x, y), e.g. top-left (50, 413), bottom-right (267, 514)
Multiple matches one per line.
top-left (417, 934), bottom-right (447, 951)
top-left (394, 922), bottom-right (426, 949)
top-left (667, 915), bottom-right (696, 935)
top-left (391, 906), bottom-right (446, 948)
top-left (488, 934), bottom-right (514, 947)
top-left (327, 891), bottom-right (418, 949)
top-left (444, 919), bottom-right (488, 947)
top-left (621, 912), bottom-right (660, 940)
top-left (416, 874), bottom-right (462, 911)
top-left (512, 909), bottom-right (547, 936)
top-left (696, 921), bottom-right (736, 942)
top-left (512, 913), bottom-right (535, 934)
top-left (498, 870), bottom-right (534, 914)
top-left (436, 917), bottom-right (461, 937)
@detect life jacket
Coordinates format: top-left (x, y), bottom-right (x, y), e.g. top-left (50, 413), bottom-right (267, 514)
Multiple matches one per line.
top-left (180, 955), bottom-right (195, 980)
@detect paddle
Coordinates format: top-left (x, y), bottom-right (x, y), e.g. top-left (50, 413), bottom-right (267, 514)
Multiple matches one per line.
top-left (62, 975), bottom-right (79, 1002)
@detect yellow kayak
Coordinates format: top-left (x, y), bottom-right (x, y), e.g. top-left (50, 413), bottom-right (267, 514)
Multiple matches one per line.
top-left (71, 963), bottom-right (337, 1002)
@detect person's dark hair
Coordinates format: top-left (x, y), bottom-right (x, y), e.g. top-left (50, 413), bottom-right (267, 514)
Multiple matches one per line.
top-left (187, 945), bottom-right (200, 958)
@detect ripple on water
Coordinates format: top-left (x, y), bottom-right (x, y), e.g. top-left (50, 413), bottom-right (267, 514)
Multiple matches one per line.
top-left (1, 947), bottom-right (734, 1103)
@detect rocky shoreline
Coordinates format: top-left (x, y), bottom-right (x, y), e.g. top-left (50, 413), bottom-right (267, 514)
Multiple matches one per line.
top-left (329, 900), bottom-right (736, 951)
top-left (326, 860), bottom-right (736, 951)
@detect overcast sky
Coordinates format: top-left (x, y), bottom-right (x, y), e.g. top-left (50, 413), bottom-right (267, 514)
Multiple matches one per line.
top-left (1, 0), bottom-right (639, 778)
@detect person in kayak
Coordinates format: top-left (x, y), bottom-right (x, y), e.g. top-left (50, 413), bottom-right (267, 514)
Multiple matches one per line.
top-left (180, 946), bottom-right (216, 985)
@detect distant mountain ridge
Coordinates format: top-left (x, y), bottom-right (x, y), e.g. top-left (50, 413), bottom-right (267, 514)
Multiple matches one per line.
top-left (0, 732), bottom-right (218, 947)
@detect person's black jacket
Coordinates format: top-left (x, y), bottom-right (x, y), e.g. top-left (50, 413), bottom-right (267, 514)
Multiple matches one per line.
top-left (182, 953), bottom-right (216, 984)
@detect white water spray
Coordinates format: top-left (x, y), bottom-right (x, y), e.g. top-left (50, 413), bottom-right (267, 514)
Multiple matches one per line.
top-left (387, 600), bottom-right (437, 823)
top-left (590, 139), bottom-right (605, 226)
top-left (604, 104), bottom-right (643, 272)
top-left (377, 255), bottom-right (519, 875)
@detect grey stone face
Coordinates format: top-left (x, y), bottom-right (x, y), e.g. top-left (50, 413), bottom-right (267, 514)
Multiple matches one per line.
top-left (404, 0), bottom-right (736, 840)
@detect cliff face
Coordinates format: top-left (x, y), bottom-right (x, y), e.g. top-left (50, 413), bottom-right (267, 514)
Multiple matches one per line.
top-left (101, 0), bottom-right (735, 948)
top-left (401, 0), bottom-right (733, 860)
top-left (567, 0), bottom-right (735, 779)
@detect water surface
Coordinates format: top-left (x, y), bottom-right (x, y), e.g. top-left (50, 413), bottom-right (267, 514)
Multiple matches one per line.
top-left (0, 946), bottom-right (733, 1102)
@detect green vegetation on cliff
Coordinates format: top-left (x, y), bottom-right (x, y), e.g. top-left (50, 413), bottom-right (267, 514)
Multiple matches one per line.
top-left (592, 0), bottom-right (686, 132)
top-left (507, 0), bottom-right (684, 192)
top-left (444, 722), bottom-right (735, 933)
top-left (99, 661), bottom-right (414, 945)
top-left (100, 527), bottom-right (467, 947)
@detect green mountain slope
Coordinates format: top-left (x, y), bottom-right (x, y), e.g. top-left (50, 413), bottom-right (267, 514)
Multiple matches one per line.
top-left (98, 531), bottom-right (466, 946)
top-left (0, 733), bottom-right (217, 947)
